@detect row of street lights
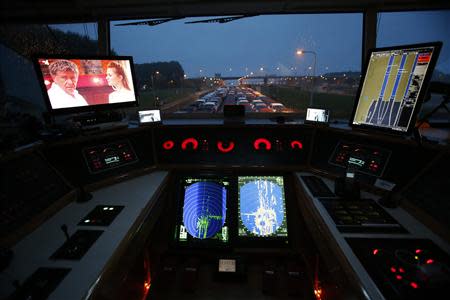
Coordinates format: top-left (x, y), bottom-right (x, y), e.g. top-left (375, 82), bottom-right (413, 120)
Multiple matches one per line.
top-left (157, 48), bottom-right (318, 106)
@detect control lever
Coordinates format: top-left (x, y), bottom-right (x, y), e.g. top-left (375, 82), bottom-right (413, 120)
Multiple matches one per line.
top-left (76, 186), bottom-right (93, 203)
top-left (60, 224), bottom-right (70, 241)
top-left (335, 166), bottom-right (360, 201)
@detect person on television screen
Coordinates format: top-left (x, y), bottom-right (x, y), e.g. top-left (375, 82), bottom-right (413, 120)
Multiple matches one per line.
top-left (106, 62), bottom-right (135, 103)
top-left (47, 60), bottom-right (88, 109)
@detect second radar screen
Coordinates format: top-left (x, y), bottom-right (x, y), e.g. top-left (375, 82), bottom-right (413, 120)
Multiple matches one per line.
top-left (238, 176), bottom-right (288, 238)
top-left (176, 177), bottom-right (230, 244)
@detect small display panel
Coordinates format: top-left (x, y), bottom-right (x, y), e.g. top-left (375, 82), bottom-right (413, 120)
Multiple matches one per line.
top-left (306, 108), bottom-right (330, 123)
top-left (82, 139), bottom-right (138, 174)
top-left (35, 56), bottom-right (138, 113)
top-left (329, 141), bottom-right (391, 177)
top-left (238, 176), bottom-right (288, 238)
top-left (176, 177), bottom-right (230, 244)
top-left (351, 42), bottom-right (442, 133)
top-left (218, 259), bottom-right (236, 273)
top-left (139, 110), bottom-right (161, 123)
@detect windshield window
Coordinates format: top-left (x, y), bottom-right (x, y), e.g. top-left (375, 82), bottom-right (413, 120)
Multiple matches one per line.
top-left (377, 10), bottom-right (450, 124)
top-left (111, 14), bottom-right (363, 119)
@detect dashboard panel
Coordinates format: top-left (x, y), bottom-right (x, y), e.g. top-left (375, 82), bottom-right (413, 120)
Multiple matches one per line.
top-left (43, 128), bottom-right (155, 186)
top-left (154, 125), bottom-right (313, 167)
top-left (310, 128), bottom-right (438, 186)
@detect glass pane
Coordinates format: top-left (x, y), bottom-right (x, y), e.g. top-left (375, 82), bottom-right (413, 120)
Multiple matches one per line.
top-left (111, 14), bottom-right (362, 119)
top-left (0, 23), bottom-right (98, 149)
top-left (377, 11), bottom-right (450, 124)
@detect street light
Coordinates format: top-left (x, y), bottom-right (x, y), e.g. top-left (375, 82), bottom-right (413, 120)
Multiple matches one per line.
top-left (151, 71), bottom-right (159, 108)
top-left (296, 49), bottom-right (317, 106)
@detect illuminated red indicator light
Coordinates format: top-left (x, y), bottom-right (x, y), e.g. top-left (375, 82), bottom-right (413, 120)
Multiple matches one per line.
top-left (426, 259), bottom-right (434, 264)
top-left (163, 140), bottom-right (175, 150)
top-left (396, 275), bottom-right (403, 280)
top-left (291, 140), bottom-right (303, 149)
top-left (372, 249), bottom-right (379, 255)
top-left (217, 141), bottom-right (235, 153)
top-left (390, 267), bottom-right (397, 273)
top-left (253, 138), bottom-right (272, 150)
top-left (410, 282), bottom-right (419, 289)
top-left (415, 249), bottom-right (422, 254)
top-left (162, 140), bottom-right (175, 150)
top-left (181, 138), bottom-right (199, 150)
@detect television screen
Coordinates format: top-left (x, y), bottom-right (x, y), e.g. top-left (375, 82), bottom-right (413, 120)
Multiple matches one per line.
top-left (351, 42), bottom-right (442, 133)
top-left (306, 108), bottom-right (330, 123)
top-left (35, 56), bottom-right (138, 113)
top-left (176, 177), bottom-right (230, 244)
top-left (238, 176), bottom-right (288, 238)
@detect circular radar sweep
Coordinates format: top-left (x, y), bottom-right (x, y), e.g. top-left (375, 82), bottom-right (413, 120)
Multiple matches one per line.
top-left (240, 179), bottom-right (284, 236)
top-left (183, 181), bottom-right (227, 239)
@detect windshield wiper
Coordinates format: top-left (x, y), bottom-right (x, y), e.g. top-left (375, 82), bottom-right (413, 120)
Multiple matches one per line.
top-left (185, 15), bottom-right (257, 24)
top-left (115, 17), bottom-right (184, 26)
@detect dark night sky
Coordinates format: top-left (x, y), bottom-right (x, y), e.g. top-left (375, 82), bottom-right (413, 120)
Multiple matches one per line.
top-left (53, 11), bottom-right (449, 78)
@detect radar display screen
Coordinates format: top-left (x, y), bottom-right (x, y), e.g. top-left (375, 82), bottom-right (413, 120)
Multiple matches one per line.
top-left (351, 42), bottom-right (441, 133)
top-left (176, 177), bottom-right (229, 244)
top-left (238, 176), bottom-right (288, 238)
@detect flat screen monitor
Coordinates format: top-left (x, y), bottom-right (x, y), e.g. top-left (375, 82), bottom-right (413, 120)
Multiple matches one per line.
top-left (175, 177), bottom-right (230, 245)
top-left (238, 176), bottom-right (288, 238)
top-left (34, 56), bottom-right (138, 114)
top-left (306, 108), bottom-right (330, 123)
top-left (350, 42), bottom-right (442, 134)
top-left (139, 110), bottom-right (161, 124)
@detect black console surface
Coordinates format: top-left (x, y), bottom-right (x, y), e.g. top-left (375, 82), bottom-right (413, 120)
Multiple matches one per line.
top-left (78, 205), bottom-right (124, 226)
top-left (300, 175), bottom-right (335, 197)
top-left (320, 198), bottom-right (407, 233)
top-left (9, 267), bottom-right (70, 300)
top-left (346, 238), bottom-right (450, 300)
top-left (50, 230), bottom-right (103, 260)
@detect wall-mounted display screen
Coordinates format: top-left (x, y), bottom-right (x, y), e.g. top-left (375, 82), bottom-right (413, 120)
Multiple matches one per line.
top-left (176, 177), bottom-right (229, 244)
top-left (238, 176), bottom-right (288, 238)
top-left (351, 42), bottom-right (442, 133)
top-left (34, 56), bottom-right (138, 114)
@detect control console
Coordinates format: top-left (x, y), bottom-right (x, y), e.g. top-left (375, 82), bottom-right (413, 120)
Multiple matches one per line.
top-left (347, 238), bottom-right (450, 300)
top-left (78, 205), bottom-right (124, 226)
top-left (329, 141), bottom-right (391, 177)
top-left (82, 139), bottom-right (138, 174)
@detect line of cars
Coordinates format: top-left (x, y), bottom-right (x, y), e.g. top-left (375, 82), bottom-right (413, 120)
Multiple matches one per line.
top-left (231, 87), bottom-right (288, 112)
top-left (178, 86), bottom-right (290, 113)
top-left (183, 88), bottom-right (228, 113)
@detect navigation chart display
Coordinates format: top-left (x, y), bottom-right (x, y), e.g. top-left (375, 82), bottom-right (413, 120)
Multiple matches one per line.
top-left (238, 176), bottom-right (288, 238)
top-left (177, 177), bottom-right (229, 243)
top-left (351, 43), bottom-right (441, 133)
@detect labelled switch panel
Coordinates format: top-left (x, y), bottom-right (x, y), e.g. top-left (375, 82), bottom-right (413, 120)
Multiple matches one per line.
top-left (82, 139), bottom-right (138, 174)
top-left (78, 205), bottom-right (124, 226)
top-left (329, 141), bottom-right (391, 177)
top-left (50, 230), bottom-right (103, 260)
